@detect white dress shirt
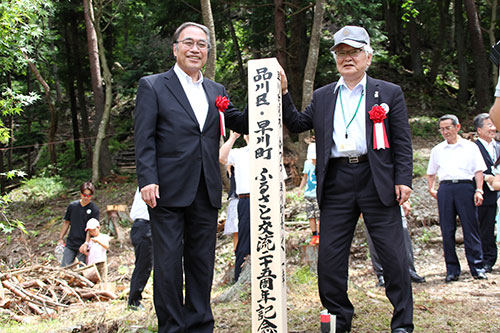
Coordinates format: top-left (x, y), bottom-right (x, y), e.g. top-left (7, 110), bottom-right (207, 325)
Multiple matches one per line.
top-left (174, 64), bottom-right (209, 131)
top-left (130, 188), bottom-right (149, 221)
top-left (477, 137), bottom-right (497, 163)
top-left (427, 137), bottom-right (486, 180)
top-left (331, 74), bottom-right (367, 157)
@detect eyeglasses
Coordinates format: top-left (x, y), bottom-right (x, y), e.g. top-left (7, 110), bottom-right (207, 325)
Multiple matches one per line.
top-left (176, 38), bottom-right (210, 50)
top-left (438, 125), bottom-right (455, 132)
top-left (81, 193), bottom-right (92, 198)
top-left (335, 48), bottom-right (364, 59)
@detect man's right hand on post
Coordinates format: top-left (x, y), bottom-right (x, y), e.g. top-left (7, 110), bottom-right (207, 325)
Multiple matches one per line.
top-left (141, 184), bottom-right (160, 208)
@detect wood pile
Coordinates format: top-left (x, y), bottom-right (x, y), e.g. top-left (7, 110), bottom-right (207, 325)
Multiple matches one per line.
top-left (0, 263), bottom-right (117, 321)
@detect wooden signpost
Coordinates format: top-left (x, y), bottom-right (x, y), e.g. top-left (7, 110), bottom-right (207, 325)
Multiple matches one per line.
top-left (248, 58), bottom-right (287, 333)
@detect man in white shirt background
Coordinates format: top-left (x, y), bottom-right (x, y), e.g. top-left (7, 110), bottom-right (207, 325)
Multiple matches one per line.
top-left (427, 114), bottom-right (488, 282)
top-left (474, 113), bottom-right (499, 273)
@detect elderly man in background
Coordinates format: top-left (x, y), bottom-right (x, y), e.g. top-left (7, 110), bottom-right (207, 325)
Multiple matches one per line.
top-left (280, 25), bottom-right (414, 333)
top-left (427, 114), bottom-right (488, 283)
top-left (474, 113), bottom-right (499, 273)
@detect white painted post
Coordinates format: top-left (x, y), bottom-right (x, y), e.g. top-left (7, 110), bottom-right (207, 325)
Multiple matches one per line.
top-left (248, 58), bottom-right (287, 333)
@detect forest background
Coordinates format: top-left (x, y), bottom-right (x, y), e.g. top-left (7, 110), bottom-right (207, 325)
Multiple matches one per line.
top-left (1, 0), bottom-right (500, 331)
top-left (2, 0), bottom-right (500, 199)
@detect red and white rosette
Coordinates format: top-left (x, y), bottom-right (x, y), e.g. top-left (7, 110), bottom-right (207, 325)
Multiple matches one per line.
top-left (368, 104), bottom-right (390, 149)
top-left (216, 95), bottom-right (230, 136)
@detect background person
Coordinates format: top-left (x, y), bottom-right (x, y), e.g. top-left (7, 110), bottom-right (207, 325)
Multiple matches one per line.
top-left (128, 188), bottom-right (153, 310)
top-left (223, 165), bottom-right (239, 251)
top-left (474, 113), bottom-right (499, 273)
top-left (426, 114), bottom-right (488, 282)
top-left (58, 182), bottom-right (99, 267)
top-left (365, 201), bottom-right (425, 287)
top-left (85, 218), bottom-right (111, 282)
top-left (298, 142), bottom-right (320, 245)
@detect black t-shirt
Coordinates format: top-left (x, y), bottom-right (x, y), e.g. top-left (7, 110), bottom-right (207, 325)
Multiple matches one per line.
top-left (63, 200), bottom-right (99, 250)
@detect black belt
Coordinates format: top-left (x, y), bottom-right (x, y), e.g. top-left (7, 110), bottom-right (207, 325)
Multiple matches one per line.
top-left (332, 155), bottom-right (368, 164)
top-left (238, 193), bottom-right (250, 199)
top-left (440, 179), bottom-right (473, 184)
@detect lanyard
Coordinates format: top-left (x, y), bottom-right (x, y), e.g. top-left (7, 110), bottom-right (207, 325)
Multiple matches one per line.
top-left (339, 87), bottom-right (364, 139)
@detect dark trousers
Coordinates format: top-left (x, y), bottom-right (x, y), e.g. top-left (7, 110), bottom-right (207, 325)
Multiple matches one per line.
top-left (149, 174), bottom-right (218, 333)
top-left (477, 204), bottom-right (498, 268)
top-left (319, 161), bottom-right (413, 332)
top-left (365, 215), bottom-right (418, 278)
top-left (234, 197), bottom-right (250, 281)
top-left (128, 218), bottom-right (153, 307)
top-left (437, 182), bottom-right (484, 276)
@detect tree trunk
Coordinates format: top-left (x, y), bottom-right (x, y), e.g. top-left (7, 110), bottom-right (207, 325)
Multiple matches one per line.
top-left (298, 0), bottom-right (325, 172)
top-left (6, 72), bottom-right (13, 171)
top-left (84, 0), bottom-right (113, 182)
top-left (408, 18), bottom-right (423, 78)
top-left (64, 23), bottom-right (82, 163)
top-left (85, 0), bottom-right (113, 184)
top-left (23, 53), bottom-right (57, 164)
top-left (70, 7), bottom-right (92, 167)
top-left (383, 0), bottom-right (401, 55)
top-left (228, 14), bottom-right (246, 89)
top-left (428, 0), bottom-right (451, 84)
top-left (455, 0), bottom-right (468, 105)
top-left (464, 0), bottom-right (491, 112)
top-left (274, 0), bottom-right (287, 68)
top-left (488, 0), bottom-right (498, 84)
top-left (201, 0), bottom-right (216, 80)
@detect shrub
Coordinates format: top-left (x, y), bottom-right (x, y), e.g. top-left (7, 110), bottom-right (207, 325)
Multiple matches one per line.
top-left (8, 176), bottom-right (65, 206)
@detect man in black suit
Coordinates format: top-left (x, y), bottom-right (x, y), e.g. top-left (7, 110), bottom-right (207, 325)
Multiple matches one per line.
top-left (474, 113), bottom-right (499, 273)
top-left (280, 26), bottom-right (414, 333)
top-left (134, 22), bottom-right (246, 333)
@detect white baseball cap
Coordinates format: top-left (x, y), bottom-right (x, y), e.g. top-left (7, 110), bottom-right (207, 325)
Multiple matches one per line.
top-left (85, 218), bottom-right (100, 231)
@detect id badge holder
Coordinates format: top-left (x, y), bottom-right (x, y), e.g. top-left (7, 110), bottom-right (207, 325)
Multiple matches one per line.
top-left (337, 136), bottom-right (356, 154)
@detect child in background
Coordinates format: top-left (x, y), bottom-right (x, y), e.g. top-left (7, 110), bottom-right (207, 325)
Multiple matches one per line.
top-left (85, 218), bottom-right (111, 281)
top-left (298, 142), bottom-right (320, 245)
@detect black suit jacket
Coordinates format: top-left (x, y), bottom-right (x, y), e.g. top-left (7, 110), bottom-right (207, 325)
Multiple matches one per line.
top-left (134, 68), bottom-right (247, 209)
top-left (475, 139), bottom-right (499, 206)
top-left (282, 76), bottom-right (413, 207)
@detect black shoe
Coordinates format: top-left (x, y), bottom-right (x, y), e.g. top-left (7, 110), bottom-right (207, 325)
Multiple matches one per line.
top-left (376, 275), bottom-right (385, 287)
top-left (410, 273), bottom-right (426, 283)
top-left (392, 328), bottom-right (413, 333)
top-left (445, 274), bottom-right (459, 283)
top-left (484, 265), bottom-right (493, 273)
top-left (473, 271), bottom-right (488, 280)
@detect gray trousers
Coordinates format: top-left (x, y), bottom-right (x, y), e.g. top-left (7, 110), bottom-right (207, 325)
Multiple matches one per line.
top-left (61, 246), bottom-right (86, 267)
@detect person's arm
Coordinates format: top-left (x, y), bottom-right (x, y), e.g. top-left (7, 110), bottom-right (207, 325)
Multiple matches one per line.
top-left (58, 220), bottom-right (70, 246)
top-left (219, 131), bottom-right (240, 165)
top-left (490, 69), bottom-right (500, 128)
top-left (298, 173), bottom-right (307, 197)
top-left (79, 231), bottom-right (91, 254)
top-left (491, 174), bottom-right (500, 190)
top-left (134, 77), bottom-right (160, 208)
top-left (427, 174), bottom-right (438, 200)
top-left (474, 170), bottom-right (484, 206)
top-left (90, 236), bottom-right (110, 250)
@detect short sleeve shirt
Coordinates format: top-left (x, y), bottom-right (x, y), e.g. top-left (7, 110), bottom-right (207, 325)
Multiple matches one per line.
top-left (302, 159), bottom-right (317, 198)
top-left (87, 233), bottom-right (110, 264)
top-left (63, 200), bottom-right (99, 250)
top-left (427, 138), bottom-right (486, 180)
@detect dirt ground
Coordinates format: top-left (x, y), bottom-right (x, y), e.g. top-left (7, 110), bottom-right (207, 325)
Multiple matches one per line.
top-left (1, 178), bottom-right (500, 332)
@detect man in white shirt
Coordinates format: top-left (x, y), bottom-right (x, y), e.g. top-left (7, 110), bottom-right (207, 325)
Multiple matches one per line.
top-left (427, 114), bottom-right (488, 282)
top-left (473, 113), bottom-right (499, 273)
top-left (219, 131), bottom-right (250, 282)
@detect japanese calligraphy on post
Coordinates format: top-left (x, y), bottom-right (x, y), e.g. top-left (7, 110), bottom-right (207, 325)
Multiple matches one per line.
top-left (248, 58), bottom-right (287, 333)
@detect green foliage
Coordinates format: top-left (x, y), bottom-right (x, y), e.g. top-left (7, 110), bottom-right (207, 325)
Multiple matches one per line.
top-left (8, 176), bottom-right (65, 206)
top-left (413, 151), bottom-right (429, 178)
top-left (409, 116), bottom-right (439, 138)
top-left (291, 265), bottom-right (317, 285)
